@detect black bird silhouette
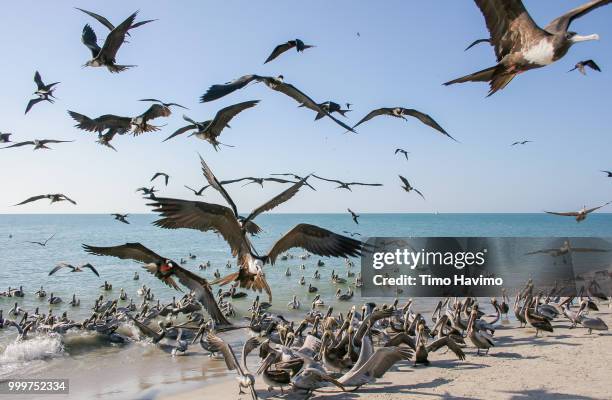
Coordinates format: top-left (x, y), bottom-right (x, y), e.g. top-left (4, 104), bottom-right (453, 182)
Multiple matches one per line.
top-left (49, 263), bottom-right (100, 277)
top-left (136, 187), bottom-right (158, 197)
top-left (399, 175), bottom-right (425, 199)
top-left (312, 175), bottom-right (382, 191)
top-left (353, 107), bottom-right (454, 140)
top-left (0, 133), bottom-right (12, 143)
top-left (464, 38), bottom-right (491, 51)
top-left (305, 101), bottom-right (351, 120)
top-left (26, 233), bottom-right (56, 247)
top-left (568, 59), bottom-right (602, 75)
top-left (395, 148), bottom-right (409, 160)
top-left (81, 11), bottom-right (144, 73)
top-left (601, 170), bottom-right (612, 177)
top-left (184, 185), bottom-right (210, 196)
top-left (139, 98), bottom-right (188, 109)
top-left (151, 172), bottom-right (170, 186)
top-left (82, 242), bottom-right (230, 326)
top-left (348, 208), bottom-right (360, 224)
top-left (163, 101), bottom-right (259, 150)
top-left (111, 214), bottom-right (129, 224)
top-left (25, 71), bottom-right (59, 114)
top-left (221, 177), bottom-right (300, 188)
top-left (2, 139), bottom-right (73, 150)
top-left (200, 75), bottom-right (355, 132)
top-left (270, 173), bottom-right (316, 190)
top-left (75, 7), bottom-right (155, 36)
top-left (15, 194), bottom-right (76, 206)
top-left (264, 39), bottom-right (314, 63)
top-left (343, 231), bottom-right (361, 238)
top-left (511, 140), bottom-right (532, 146)
top-left (68, 110), bottom-right (161, 147)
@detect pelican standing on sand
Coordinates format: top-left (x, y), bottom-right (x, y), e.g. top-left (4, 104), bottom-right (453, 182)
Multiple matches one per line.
top-left (445, 0), bottom-right (612, 96)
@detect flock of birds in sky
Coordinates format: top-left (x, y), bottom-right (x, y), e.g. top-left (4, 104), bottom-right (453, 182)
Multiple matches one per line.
top-left (2, 1), bottom-right (612, 398)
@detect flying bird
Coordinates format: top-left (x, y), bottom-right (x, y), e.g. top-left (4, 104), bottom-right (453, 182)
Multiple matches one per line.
top-left (25, 71), bottom-right (59, 114)
top-left (264, 38), bottom-right (314, 63)
top-left (130, 104), bottom-right (171, 134)
top-left (399, 175), bottom-right (425, 199)
top-left (111, 214), bottom-right (129, 224)
top-left (601, 170), bottom-right (612, 177)
top-left (82, 242), bottom-right (230, 325)
top-left (151, 172), bottom-right (170, 186)
top-left (526, 240), bottom-right (608, 258)
top-left (270, 173), bottom-right (316, 190)
top-left (2, 139), bottom-right (73, 150)
top-left (147, 156), bottom-right (363, 302)
top-left (68, 110), bottom-right (160, 146)
top-left (306, 101), bottom-right (351, 120)
top-left (511, 140), bottom-right (532, 146)
top-left (444, 0), bottom-right (612, 96)
top-left (81, 11), bottom-right (142, 73)
top-left (0, 133), bottom-right (12, 143)
top-left (139, 98), bottom-right (188, 109)
top-left (184, 185), bottom-right (209, 196)
top-left (352, 107), bottom-right (455, 140)
top-left (464, 38), bottom-right (492, 51)
top-left (200, 75), bottom-right (355, 132)
top-left (348, 208), bottom-right (360, 224)
top-left (545, 201), bottom-right (611, 222)
top-left (76, 7), bottom-right (155, 36)
top-left (26, 233), bottom-right (56, 247)
top-left (395, 148), bottom-right (409, 160)
top-left (342, 231), bottom-right (361, 238)
top-left (568, 59), bottom-right (601, 75)
top-left (49, 262), bottom-right (100, 277)
top-left (14, 194), bottom-right (76, 206)
top-left (163, 101), bottom-right (259, 150)
top-left (136, 186), bottom-right (158, 197)
top-left (221, 177), bottom-right (299, 188)
top-left (312, 175), bottom-right (382, 191)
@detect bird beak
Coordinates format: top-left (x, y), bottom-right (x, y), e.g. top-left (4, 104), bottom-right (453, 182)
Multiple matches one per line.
top-left (571, 33), bottom-right (599, 43)
top-left (256, 353), bottom-right (275, 375)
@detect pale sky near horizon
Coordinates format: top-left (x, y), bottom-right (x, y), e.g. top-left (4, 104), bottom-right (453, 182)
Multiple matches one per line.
top-left (1, 1), bottom-right (611, 214)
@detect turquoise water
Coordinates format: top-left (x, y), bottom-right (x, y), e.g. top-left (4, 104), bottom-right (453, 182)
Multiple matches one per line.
top-left (0, 213), bottom-right (610, 398)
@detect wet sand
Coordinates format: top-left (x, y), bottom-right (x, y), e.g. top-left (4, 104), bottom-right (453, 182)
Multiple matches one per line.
top-left (165, 308), bottom-right (612, 400)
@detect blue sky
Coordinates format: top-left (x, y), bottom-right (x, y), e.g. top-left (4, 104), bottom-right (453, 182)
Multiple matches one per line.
top-left (1, 1), bottom-right (611, 214)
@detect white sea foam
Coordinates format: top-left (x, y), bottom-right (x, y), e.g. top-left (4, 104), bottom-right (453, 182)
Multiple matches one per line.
top-left (0, 335), bottom-right (64, 364)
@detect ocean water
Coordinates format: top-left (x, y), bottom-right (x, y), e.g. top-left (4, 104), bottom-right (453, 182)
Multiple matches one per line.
top-left (0, 213), bottom-right (611, 398)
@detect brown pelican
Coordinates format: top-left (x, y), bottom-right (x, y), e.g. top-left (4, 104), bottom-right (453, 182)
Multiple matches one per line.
top-left (200, 75), bottom-right (355, 132)
top-left (399, 175), bottom-right (425, 199)
top-left (312, 175), bottom-right (382, 191)
top-left (207, 333), bottom-right (259, 399)
top-left (151, 172), bottom-right (170, 186)
top-left (48, 293), bottom-right (63, 304)
top-left (83, 242), bottom-right (230, 325)
top-left (2, 139), bottom-right (73, 150)
top-left (35, 286), bottom-right (47, 298)
top-left (25, 71), bottom-right (59, 114)
top-left (288, 295), bottom-right (300, 310)
top-left (308, 284), bottom-right (318, 293)
top-left (395, 148), bottom-right (409, 160)
top-left (148, 157), bottom-right (363, 302)
top-left (524, 297), bottom-right (554, 337)
top-left (545, 201), bottom-right (611, 222)
top-left (569, 59), bottom-right (601, 74)
top-left (467, 309), bottom-right (495, 354)
top-left (465, 38), bottom-right (492, 51)
top-left (264, 39), bottom-right (314, 63)
top-left (576, 301), bottom-right (609, 334)
top-left (111, 213), bottom-right (129, 224)
top-left (445, 0), bottom-right (612, 96)
top-left (511, 140), bottom-right (532, 146)
top-left (347, 208), bottom-right (360, 224)
top-left (336, 288), bottom-right (354, 301)
top-left (81, 12), bottom-right (142, 73)
top-left (49, 262), bottom-right (100, 277)
top-left (26, 233), bottom-right (56, 247)
top-left (352, 107), bottom-right (454, 140)
top-left (413, 323), bottom-right (466, 365)
top-left (15, 194), bottom-right (76, 206)
top-left (163, 101), bottom-right (259, 150)
top-left (0, 133), bottom-right (12, 143)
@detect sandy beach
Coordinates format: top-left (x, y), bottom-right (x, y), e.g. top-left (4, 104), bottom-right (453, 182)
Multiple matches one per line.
top-left (165, 308), bottom-right (612, 400)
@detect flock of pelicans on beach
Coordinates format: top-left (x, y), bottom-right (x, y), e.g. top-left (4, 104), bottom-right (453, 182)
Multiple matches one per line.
top-left (2, 0), bottom-right (612, 398)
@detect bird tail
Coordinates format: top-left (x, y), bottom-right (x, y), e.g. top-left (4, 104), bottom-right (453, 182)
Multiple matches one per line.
top-left (108, 64), bottom-right (136, 73)
top-left (443, 65), bottom-right (498, 86)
